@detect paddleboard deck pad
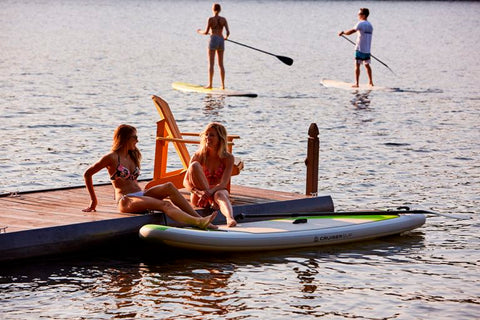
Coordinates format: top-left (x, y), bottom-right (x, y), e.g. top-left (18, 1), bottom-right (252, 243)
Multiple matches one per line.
top-left (139, 214), bottom-right (425, 252)
top-left (172, 82), bottom-right (257, 97)
top-left (321, 79), bottom-right (395, 91)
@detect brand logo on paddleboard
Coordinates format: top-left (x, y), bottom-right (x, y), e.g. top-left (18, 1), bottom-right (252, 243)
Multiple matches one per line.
top-left (314, 233), bottom-right (353, 242)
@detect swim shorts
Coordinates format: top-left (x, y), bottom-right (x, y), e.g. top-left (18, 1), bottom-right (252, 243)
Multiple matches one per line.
top-left (355, 50), bottom-right (371, 64)
top-left (209, 35), bottom-right (225, 50)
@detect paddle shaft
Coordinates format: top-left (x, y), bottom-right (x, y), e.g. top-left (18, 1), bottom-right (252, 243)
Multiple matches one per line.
top-left (226, 39), bottom-right (293, 66)
top-left (341, 35), bottom-right (396, 75)
top-left (236, 209), bottom-right (469, 221)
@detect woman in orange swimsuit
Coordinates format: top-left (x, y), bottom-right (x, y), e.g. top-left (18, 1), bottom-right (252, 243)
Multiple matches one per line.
top-left (184, 122), bottom-right (236, 227)
top-left (197, 3), bottom-right (230, 89)
top-left (82, 124), bottom-right (216, 229)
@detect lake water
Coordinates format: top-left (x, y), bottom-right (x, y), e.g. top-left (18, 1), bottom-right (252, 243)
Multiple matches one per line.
top-left (1, 0), bottom-right (479, 319)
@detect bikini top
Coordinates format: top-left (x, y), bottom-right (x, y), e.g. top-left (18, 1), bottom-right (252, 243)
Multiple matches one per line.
top-left (203, 163), bottom-right (224, 185)
top-left (110, 154), bottom-right (140, 181)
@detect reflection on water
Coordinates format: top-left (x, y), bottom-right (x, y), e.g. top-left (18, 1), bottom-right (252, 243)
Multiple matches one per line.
top-left (203, 95), bottom-right (226, 117)
top-left (2, 230), bottom-right (479, 319)
top-left (140, 263), bottom-right (237, 318)
top-left (350, 91), bottom-right (371, 109)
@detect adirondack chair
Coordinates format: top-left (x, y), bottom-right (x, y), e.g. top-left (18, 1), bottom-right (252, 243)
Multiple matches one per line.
top-left (145, 95), bottom-right (243, 191)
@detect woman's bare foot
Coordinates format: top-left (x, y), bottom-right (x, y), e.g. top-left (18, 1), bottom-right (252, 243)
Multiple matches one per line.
top-left (226, 218), bottom-right (237, 227)
top-left (208, 223), bottom-right (219, 230)
top-left (206, 210), bottom-right (219, 229)
top-left (198, 211), bottom-right (218, 229)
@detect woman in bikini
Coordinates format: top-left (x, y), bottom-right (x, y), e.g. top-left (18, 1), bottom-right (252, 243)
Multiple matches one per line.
top-left (184, 122), bottom-right (236, 227)
top-left (82, 124), bottom-right (217, 229)
top-left (197, 3), bottom-right (230, 89)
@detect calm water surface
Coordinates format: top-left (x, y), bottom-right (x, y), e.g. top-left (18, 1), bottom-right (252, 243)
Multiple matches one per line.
top-left (1, 0), bottom-right (479, 319)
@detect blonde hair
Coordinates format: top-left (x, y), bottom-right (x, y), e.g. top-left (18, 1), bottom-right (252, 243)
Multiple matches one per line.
top-left (198, 122), bottom-right (228, 163)
top-left (111, 124), bottom-right (142, 168)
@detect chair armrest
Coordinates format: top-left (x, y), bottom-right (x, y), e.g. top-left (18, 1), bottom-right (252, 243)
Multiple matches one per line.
top-left (157, 136), bottom-right (235, 146)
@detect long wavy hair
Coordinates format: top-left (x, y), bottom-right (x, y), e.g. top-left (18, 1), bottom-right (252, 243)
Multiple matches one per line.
top-left (198, 122), bottom-right (228, 164)
top-left (111, 124), bottom-right (142, 168)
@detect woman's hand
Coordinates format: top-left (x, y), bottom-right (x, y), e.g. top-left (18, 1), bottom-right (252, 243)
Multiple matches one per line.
top-left (194, 189), bottom-right (212, 208)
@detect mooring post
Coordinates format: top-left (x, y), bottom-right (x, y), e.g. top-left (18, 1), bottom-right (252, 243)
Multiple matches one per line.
top-left (305, 123), bottom-right (319, 196)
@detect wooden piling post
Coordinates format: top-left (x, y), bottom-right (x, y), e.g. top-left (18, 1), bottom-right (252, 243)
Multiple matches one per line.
top-left (305, 123), bottom-right (319, 196)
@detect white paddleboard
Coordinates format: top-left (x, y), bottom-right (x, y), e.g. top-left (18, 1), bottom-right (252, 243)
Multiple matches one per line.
top-left (172, 82), bottom-right (257, 97)
top-left (139, 214), bottom-right (425, 252)
top-left (321, 79), bottom-right (394, 91)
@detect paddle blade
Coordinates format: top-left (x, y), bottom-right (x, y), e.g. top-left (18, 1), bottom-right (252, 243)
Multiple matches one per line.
top-left (277, 55), bottom-right (294, 66)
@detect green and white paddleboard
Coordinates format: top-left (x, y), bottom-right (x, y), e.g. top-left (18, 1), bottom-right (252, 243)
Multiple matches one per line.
top-left (139, 213), bottom-right (425, 252)
top-left (172, 82), bottom-right (257, 97)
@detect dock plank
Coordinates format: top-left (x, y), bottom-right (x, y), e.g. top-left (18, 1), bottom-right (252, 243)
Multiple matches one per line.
top-left (0, 183), bottom-right (305, 234)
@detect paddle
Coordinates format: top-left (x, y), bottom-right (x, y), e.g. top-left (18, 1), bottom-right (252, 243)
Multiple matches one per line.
top-left (341, 35), bottom-right (396, 76)
top-left (226, 39), bottom-right (293, 66)
top-left (235, 207), bottom-right (470, 221)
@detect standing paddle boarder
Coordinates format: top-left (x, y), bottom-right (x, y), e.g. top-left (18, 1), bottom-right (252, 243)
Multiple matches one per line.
top-left (339, 8), bottom-right (374, 87)
top-left (197, 3), bottom-right (230, 90)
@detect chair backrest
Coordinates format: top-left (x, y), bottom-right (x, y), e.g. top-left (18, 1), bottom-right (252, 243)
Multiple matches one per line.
top-left (147, 95), bottom-right (243, 191)
top-left (152, 95), bottom-right (191, 168)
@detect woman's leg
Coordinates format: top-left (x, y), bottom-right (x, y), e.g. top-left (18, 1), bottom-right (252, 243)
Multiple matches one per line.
top-left (184, 161), bottom-right (210, 206)
top-left (206, 49), bottom-right (216, 88)
top-left (214, 189), bottom-right (236, 227)
top-left (145, 182), bottom-right (198, 217)
top-left (217, 50), bottom-right (225, 89)
top-left (119, 196), bottom-right (216, 229)
top-left (145, 182), bottom-right (218, 229)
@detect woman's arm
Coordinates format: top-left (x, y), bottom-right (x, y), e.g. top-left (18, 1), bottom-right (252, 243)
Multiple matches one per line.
top-left (197, 17), bottom-right (212, 35)
top-left (82, 154), bottom-right (113, 212)
top-left (224, 19), bottom-right (230, 39)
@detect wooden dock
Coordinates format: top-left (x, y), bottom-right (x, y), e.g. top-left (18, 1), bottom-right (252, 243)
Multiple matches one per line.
top-left (0, 96), bottom-right (330, 262)
top-left (0, 182), bottom-right (334, 262)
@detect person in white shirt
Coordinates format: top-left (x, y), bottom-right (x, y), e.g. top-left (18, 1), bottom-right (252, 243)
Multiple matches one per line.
top-left (339, 8), bottom-right (374, 87)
